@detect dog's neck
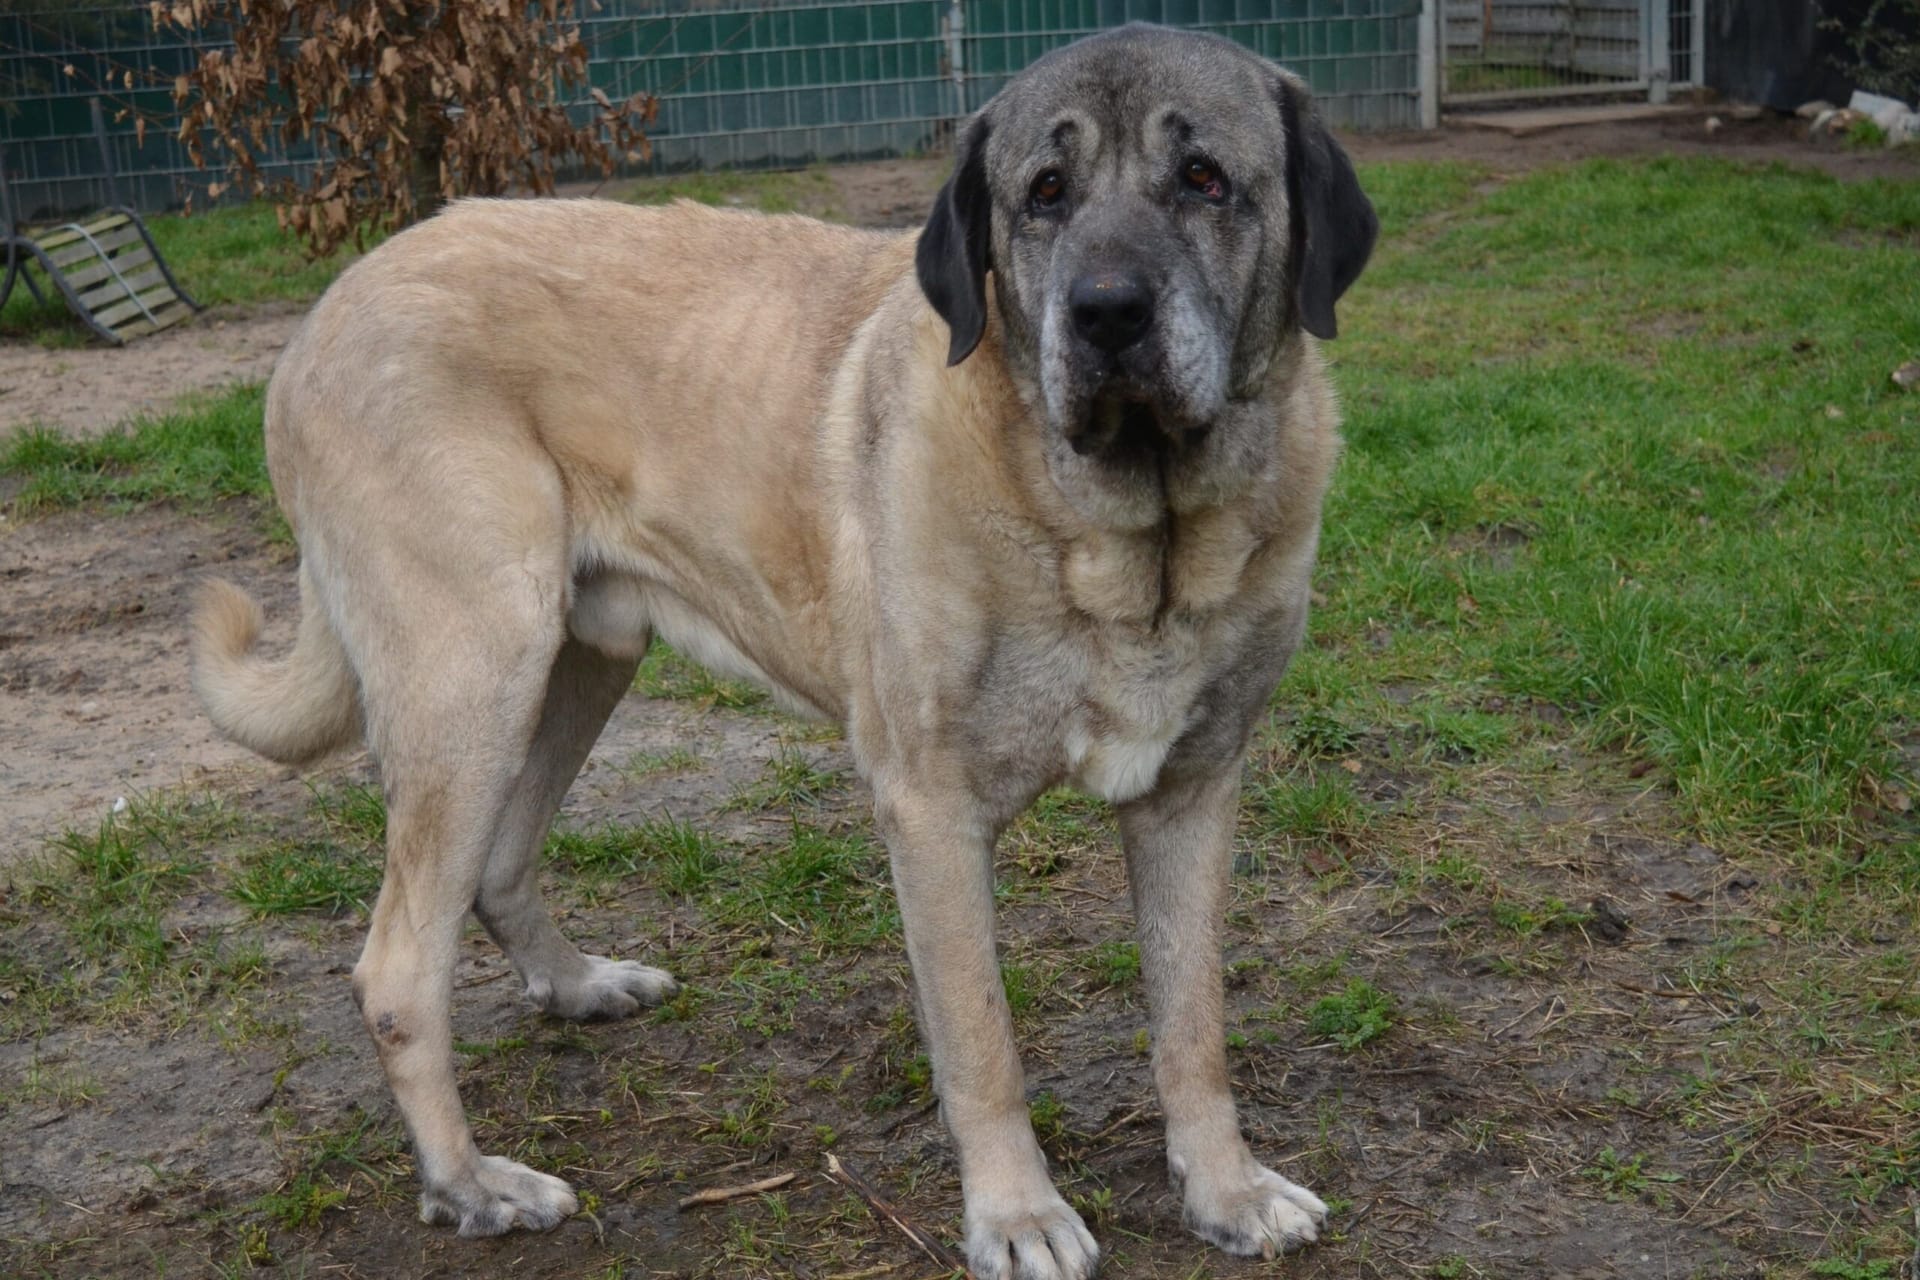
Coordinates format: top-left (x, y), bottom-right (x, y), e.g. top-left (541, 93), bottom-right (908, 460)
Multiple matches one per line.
top-left (1056, 499), bottom-right (1267, 627)
top-left (952, 347), bottom-right (1283, 630)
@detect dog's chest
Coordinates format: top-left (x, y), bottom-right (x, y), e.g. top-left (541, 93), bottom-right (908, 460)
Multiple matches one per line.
top-left (1045, 523), bottom-right (1257, 804)
top-left (1043, 606), bottom-right (1218, 805)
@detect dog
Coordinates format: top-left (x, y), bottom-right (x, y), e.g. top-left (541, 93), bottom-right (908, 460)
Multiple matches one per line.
top-left (191, 23), bottom-right (1375, 1279)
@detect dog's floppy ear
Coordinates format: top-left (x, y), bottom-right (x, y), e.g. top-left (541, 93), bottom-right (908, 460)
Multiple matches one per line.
top-left (916, 115), bottom-right (993, 366)
top-left (1276, 78), bottom-right (1377, 340)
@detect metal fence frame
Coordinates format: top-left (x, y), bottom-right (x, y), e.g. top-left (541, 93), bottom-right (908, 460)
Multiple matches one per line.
top-left (2, 0), bottom-right (1428, 221)
top-left (1437, 0), bottom-right (1703, 104)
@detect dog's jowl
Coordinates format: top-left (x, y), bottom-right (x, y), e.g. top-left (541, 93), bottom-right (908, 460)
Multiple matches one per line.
top-left (191, 23), bottom-right (1375, 1280)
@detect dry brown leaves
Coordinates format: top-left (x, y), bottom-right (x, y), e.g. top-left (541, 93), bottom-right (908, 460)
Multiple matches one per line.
top-left (154, 0), bottom-right (656, 256)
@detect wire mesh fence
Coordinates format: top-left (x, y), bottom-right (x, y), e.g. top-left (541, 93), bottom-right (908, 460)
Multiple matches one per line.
top-left (1442, 0), bottom-right (1640, 100)
top-left (1, 0), bottom-right (1424, 220)
top-left (1439, 0), bottom-right (1698, 103)
top-left (1666, 0), bottom-right (1700, 90)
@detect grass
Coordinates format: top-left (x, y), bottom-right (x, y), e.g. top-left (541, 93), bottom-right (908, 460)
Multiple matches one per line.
top-left (1305, 978), bottom-right (1397, 1051)
top-left (1583, 1146), bottom-right (1682, 1204)
top-left (722, 746), bottom-right (845, 812)
top-left (1004, 788), bottom-right (1109, 879)
top-left (1253, 771), bottom-right (1374, 843)
top-left (546, 816), bottom-right (727, 896)
top-left (1082, 939), bottom-right (1141, 989)
top-left (229, 785), bottom-right (385, 917)
top-left (0, 795), bottom-right (256, 1037)
top-left (617, 746), bottom-right (705, 779)
top-left (1488, 894), bottom-right (1589, 937)
top-left (635, 639), bottom-right (769, 711)
top-left (228, 839), bottom-right (381, 917)
top-left (715, 821), bottom-right (895, 950)
top-left (618, 166), bottom-right (842, 219)
top-left (1328, 156), bottom-right (1920, 847)
top-left (20, 797), bottom-right (224, 980)
top-left (310, 781), bottom-right (387, 844)
top-left (254, 1170), bottom-right (350, 1231)
top-left (1848, 117), bottom-right (1891, 150)
top-left (1, 383), bottom-right (270, 515)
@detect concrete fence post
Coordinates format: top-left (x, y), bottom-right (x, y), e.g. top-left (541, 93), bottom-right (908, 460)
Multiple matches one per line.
top-left (1419, 0), bottom-right (1440, 128)
top-left (1647, 0), bottom-right (1672, 103)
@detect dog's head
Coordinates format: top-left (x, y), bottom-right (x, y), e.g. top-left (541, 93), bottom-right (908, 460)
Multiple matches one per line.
top-left (917, 24), bottom-right (1376, 525)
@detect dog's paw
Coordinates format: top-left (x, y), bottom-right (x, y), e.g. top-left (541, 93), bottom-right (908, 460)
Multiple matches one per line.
top-left (1180, 1159), bottom-right (1327, 1260)
top-left (420, 1155), bottom-right (578, 1236)
top-left (965, 1190), bottom-right (1100, 1280)
top-left (527, 955), bottom-right (678, 1021)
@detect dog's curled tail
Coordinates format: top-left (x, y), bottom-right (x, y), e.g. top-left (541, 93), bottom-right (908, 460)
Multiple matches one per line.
top-left (191, 572), bottom-right (361, 766)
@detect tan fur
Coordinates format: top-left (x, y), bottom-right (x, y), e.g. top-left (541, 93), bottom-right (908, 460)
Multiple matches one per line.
top-left (191, 569), bottom-right (360, 765)
top-left (194, 190), bottom-right (1344, 1270)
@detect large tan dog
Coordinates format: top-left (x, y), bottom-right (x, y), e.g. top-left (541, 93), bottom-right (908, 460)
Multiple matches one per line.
top-left (192, 24), bottom-right (1374, 1279)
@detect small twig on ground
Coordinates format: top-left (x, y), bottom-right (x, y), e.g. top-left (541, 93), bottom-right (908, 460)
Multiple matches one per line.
top-left (1088, 1106), bottom-right (1143, 1141)
top-left (1491, 998), bottom-right (1547, 1039)
top-left (824, 1266), bottom-right (903, 1280)
top-left (1615, 981), bottom-right (1716, 1000)
top-left (676, 1171), bottom-right (796, 1210)
top-left (878, 1096), bottom-right (939, 1137)
top-left (824, 1153), bottom-right (972, 1277)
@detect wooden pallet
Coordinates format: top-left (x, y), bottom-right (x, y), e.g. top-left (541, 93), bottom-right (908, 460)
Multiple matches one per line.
top-left (2, 99), bottom-right (204, 344)
top-left (4, 208), bottom-right (200, 344)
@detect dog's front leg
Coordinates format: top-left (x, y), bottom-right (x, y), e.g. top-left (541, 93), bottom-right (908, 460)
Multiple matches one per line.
top-left (1120, 765), bottom-right (1329, 1259)
top-left (877, 781), bottom-right (1100, 1280)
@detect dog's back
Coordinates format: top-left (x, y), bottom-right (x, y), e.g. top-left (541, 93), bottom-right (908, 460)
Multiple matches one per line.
top-left (264, 199), bottom-right (906, 523)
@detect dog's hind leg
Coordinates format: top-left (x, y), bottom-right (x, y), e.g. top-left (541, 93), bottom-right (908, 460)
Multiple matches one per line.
top-left (330, 462), bottom-right (588, 1236)
top-left (351, 651), bottom-right (584, 1232)
top-left (473, 634), bottom-right (678, 1020)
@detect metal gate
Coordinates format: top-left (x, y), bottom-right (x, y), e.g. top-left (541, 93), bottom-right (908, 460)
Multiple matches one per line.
top-left (1440, 0), bottom-right (1703, 103)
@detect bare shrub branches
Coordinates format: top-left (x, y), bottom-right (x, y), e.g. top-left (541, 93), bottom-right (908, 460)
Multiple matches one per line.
top-left (155, 0), bottom-right (656, 255)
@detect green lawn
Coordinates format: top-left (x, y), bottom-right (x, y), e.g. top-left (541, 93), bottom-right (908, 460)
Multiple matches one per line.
top-left (616, 164), bottom-right (844, 218)
top-left (1, 383), bottom-right (268, 513)
top-left (1326, 157), bottom-right (1920, 848)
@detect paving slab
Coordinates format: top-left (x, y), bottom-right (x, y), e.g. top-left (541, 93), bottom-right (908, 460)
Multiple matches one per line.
top-left (1450, 102), bottom-right (1699, 137)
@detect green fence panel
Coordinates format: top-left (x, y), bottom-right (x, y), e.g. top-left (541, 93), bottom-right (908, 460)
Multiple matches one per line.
top-left (0, 0), bottom-right (1419, 218)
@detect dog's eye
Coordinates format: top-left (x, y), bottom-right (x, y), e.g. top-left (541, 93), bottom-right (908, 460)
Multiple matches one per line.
top-left (1183, 159), bottom-right (1227, 203)
top-left (1030, 170), bottom-right (1066, 210)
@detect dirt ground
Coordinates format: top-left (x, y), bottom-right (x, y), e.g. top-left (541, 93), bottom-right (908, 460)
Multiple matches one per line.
top-left (0, 305), bottom-right (306, 442)
top-left (2, 111), bottom-right (1916, 1280)
top-left (1351, 104), bottom-right (1920, 180)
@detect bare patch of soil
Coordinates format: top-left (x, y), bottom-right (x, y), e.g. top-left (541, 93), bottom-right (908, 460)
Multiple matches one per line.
top-left (0, 304), bottom-right (306, 439)
top-left (1350, 107), bottom-right (1920, 181)
top-left (0, 506), bottom-right (291, 849)
top-left (824, 156), bottom-right (949, 228)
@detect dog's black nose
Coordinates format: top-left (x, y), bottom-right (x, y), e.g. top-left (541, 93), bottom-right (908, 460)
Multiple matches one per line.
top-left (1069, 273), bottom-right (1154, 352)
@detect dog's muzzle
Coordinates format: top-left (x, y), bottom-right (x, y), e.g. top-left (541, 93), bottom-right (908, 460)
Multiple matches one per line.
top-left (1066, 389), bottom-right (1213, 461)
top-left (1052, 269), bottom-right (1218, 464)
